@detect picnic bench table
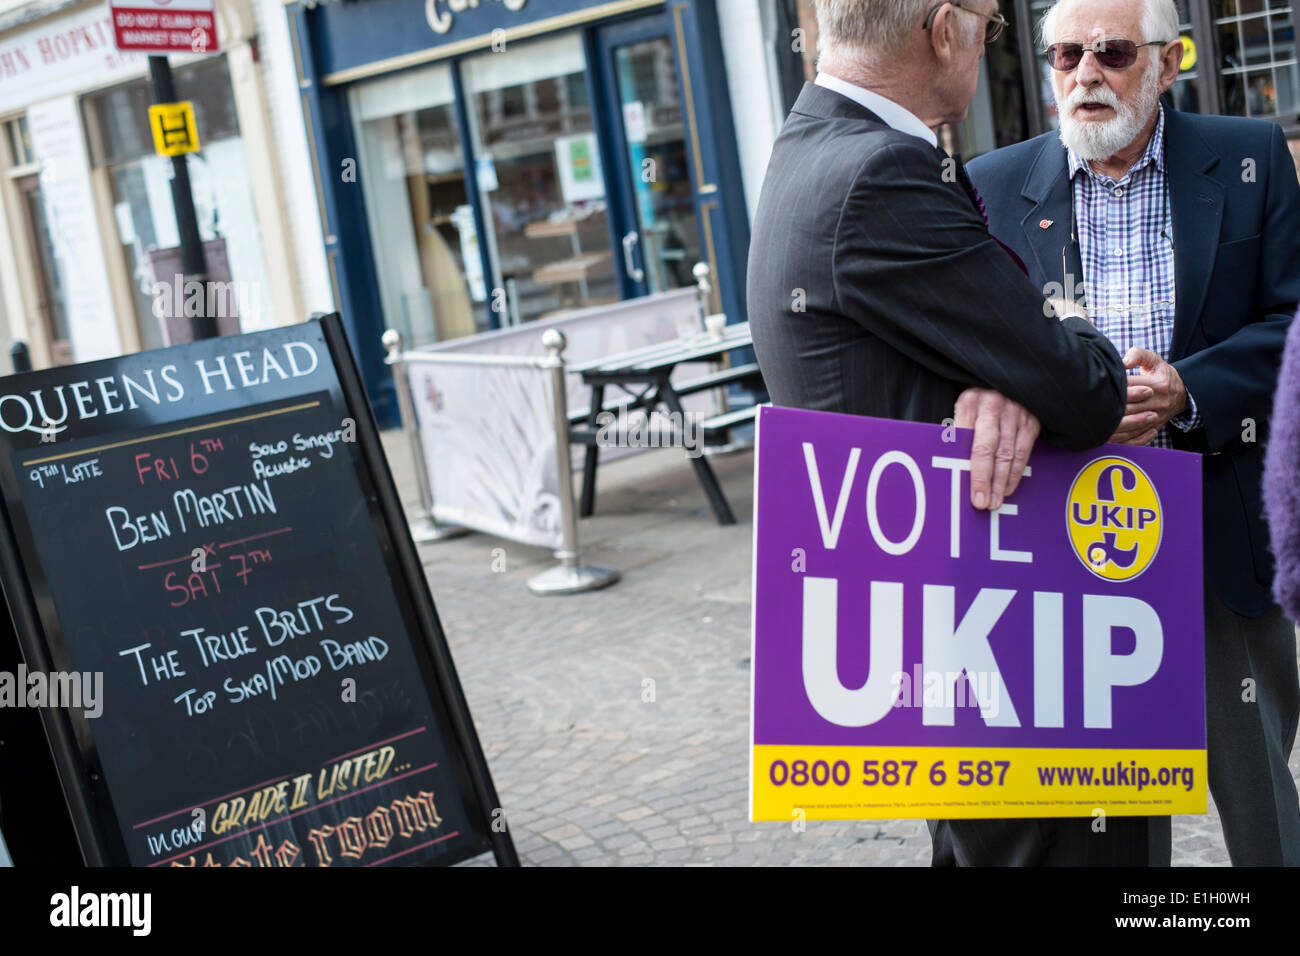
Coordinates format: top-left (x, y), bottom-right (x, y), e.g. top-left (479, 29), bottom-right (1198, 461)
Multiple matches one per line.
top-left (567, 321), bottom-right (763, 526)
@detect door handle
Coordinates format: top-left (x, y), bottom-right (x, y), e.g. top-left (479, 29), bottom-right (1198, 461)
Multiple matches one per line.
top-left (622, 231), bottom-right (644, 283)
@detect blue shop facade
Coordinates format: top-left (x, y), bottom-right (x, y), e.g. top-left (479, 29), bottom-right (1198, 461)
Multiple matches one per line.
top-left (287, 0), bottom-right (753, 424)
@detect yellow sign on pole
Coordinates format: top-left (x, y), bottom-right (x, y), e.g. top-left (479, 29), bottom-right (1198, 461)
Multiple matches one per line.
top-left (148, 101), bottom-right (200, 156)
top-left (1180, 35), bottom-right (1198, 72)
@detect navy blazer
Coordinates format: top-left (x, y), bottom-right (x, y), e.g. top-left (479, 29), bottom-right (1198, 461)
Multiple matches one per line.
top-left (968, 108), bottom-right (1300, 618)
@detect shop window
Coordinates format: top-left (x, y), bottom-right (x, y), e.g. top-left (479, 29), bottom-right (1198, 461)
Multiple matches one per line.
top-left (1030, 0), bottom-right (1060, 129)
top-left (949, 5), bottom-right (1030, 157)
top-left (84, 56), bottom-right (269, 351)
top-left (762, 0), bottom-right (807, 118)
top-left (1169, 0), bottom-right (1202, 113)
top-left (463, 33), bottom-right (617, 325)
top-left (350, 62), bottom-right (481, 349)
top-left (499, 84), bottom-right (528, 121)
top-left (5, 116), bottom-right (34, 167)
top-left (986, 5), bottom-right (1031, 149)
top-left (88, 59), bottom-right (240, 168)
top-left (15, 174), bottom-right (73, 363)
top-left (1214, 0), bottom-right (1299, 119)
top-left (565, 73), bottom-right (589, 110)
top-left (535, 78), bottom-right (560, 116)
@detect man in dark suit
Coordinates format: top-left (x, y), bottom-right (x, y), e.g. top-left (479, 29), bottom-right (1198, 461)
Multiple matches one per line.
top-left (747, 0), bottom-right (1139, 864)
top-left (968, 0), bottom-right (1300, 865)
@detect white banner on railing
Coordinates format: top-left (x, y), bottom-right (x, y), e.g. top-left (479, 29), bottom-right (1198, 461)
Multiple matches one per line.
top-left (408, 359), bottom-right (562, 549)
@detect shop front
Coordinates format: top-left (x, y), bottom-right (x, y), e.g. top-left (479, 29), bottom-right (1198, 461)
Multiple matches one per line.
top-left (0, 2), bottom-right (142, 368)
top-left (0, 0), bottom-right (312, 370)
top-left (288, 0), bottom-right (751, 425)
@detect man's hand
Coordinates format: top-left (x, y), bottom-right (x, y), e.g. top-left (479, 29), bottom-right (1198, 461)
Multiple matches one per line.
top-left (954, 388), bottom-right (1040, 511)
top-left (1109, 347), bottom-right (1188, 446)
top-left (1046, 297), bottom-right (1090, 324)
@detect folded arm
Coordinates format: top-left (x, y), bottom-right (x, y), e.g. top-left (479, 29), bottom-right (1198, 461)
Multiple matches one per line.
top-left (831, 139), bottom-right (1127, 452)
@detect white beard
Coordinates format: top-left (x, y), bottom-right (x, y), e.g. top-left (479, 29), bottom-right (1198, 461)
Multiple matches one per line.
top-left (1056, 64), bottom-right (1162, 161)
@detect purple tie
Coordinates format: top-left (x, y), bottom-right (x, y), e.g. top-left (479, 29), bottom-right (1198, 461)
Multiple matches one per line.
top-left (953, 154), bottom-right (1030, 277)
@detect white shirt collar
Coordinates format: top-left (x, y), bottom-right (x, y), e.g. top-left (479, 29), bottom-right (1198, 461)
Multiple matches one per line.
top-left (814, 72), bottom-right (939, 148)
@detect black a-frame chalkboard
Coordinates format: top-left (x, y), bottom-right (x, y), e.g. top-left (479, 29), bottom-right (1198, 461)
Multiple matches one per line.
top-left (0, 315), bottom-right (516, 867)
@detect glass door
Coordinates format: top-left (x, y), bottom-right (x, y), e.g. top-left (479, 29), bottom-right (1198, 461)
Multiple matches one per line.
top-left (597, 17), bottom-right (704, 299)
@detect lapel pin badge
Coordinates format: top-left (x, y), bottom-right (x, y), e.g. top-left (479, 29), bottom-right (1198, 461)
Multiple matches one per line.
top-left (1039, 219), bottom-right (1054, 229)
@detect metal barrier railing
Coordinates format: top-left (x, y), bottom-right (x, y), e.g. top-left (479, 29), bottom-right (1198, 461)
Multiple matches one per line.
top-left (383, 329), bottom-right (469, 544)
top-left (383, 327), bottom-right (619, 596)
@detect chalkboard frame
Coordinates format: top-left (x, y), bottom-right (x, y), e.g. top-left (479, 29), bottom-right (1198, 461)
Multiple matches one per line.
top-left (0, 313), bottom-right (519, 867)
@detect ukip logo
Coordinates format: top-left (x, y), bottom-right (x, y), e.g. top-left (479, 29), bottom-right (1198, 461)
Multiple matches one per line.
top-left (1066, 457), bottom-right (1162, 582)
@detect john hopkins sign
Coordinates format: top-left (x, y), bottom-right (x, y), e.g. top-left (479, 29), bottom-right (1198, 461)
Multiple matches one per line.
top-left (748, 406), bottom-right (1207, 822)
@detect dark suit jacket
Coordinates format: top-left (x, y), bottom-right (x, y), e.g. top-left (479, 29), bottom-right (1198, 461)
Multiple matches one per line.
top-left (747, 83), bottom-right (1126, 452)
top-left (968, 109), bottom-right (1300, 618)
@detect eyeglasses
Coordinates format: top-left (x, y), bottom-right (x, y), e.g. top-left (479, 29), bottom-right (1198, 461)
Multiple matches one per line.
top-left (1045, 39), bottom-right (1171, 71)
top-left (923, 2), bottom-right (1008, 45)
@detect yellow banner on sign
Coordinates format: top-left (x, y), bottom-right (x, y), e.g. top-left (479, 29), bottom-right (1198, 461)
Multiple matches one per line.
top-left (148, 101), bottom-right (200, 157)
top-left (752, 745), bottom-right (1207, 820)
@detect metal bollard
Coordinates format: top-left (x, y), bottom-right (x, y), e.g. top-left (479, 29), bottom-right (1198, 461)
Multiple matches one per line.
top-left (10, 342), bottom-right (31, 374)
top-left (693, 262), bottom-right (731, 426)
top-left (527, 329), bottom-right (619, 595)
top-left (382, 329), bottom-right (469, 543)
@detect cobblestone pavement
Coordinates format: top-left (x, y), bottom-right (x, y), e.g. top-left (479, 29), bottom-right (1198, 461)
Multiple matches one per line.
top-left (381, 432), bottom-right (1300, 867)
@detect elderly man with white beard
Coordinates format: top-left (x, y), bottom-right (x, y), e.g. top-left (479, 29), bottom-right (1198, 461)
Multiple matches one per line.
top-left (968, 0), bottom-right (1300, 866)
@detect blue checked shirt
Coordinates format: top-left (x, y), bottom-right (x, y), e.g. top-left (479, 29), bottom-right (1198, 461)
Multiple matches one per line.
top-left (1068, 106), bottom-right (1201, 448)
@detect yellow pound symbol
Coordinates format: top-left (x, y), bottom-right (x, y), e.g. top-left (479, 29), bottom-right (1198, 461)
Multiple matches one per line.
top-left (1066, 457), bottom-right (1163, 582)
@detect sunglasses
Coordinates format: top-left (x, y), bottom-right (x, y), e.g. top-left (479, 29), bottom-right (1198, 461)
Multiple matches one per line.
top-left (1045, 38), bottom-right (1170, 71)
top-left (923, 2), bottom-right (1008, 45)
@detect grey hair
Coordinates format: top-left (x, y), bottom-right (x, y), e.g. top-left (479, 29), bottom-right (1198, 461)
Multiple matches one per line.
top-left (815, 0), bottom-right (983, 56)
top-left (1039, 0), bottom-right (1180, 52)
